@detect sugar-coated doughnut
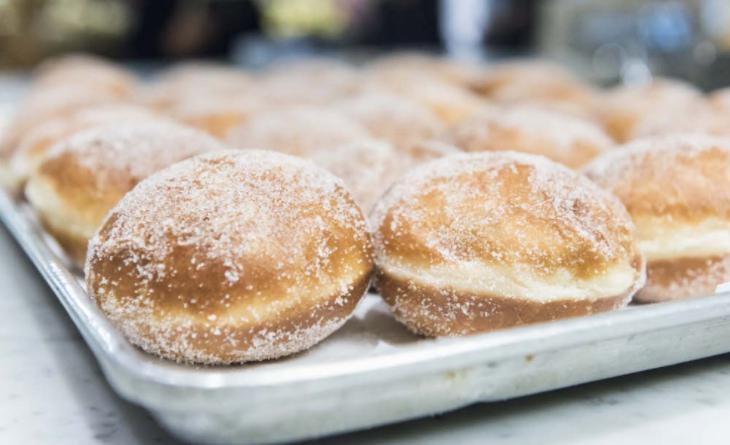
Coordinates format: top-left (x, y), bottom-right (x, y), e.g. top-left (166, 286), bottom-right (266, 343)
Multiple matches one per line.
top-left (372, 152), bottom-right (644, 336)
top-left (399, 140), bottom-right (462, 166)
top-left (0, 85), bottom-right (129, 160)
top-left (362, 71), bottom-right (485, 124)
top-left (25, 121), bottom-right (223, 264)
top-left (584, 134), bottom-right (730, 302)
top-left (85, 150), bottom-right (374, 364)
top-left (254, 59), bottom-right (360, 107)
top-left (9, 104), bottom-right (162, 190)
top-left (34, 54), bottom-right (135, 97)
top-left (597, 79), bottom-right (703, 142)
top-left (226, 107), bottom-right (370, 156)
top-left (471, 59), bottom-right (597, 115)
top-left (167, 96), bottom-right (262, 139)
top-left (631, 102), bottom-right (730, 139)
top-left (336, 91), bottom-right (444, 150)
top-left (710, 87), bottom-right (730, 113)
top-left (139, 62), bottom-right (252, 111)
top-left (444, 105), bottom-right (613, 168)
top-left (309, 139), bottom-right (403, 213)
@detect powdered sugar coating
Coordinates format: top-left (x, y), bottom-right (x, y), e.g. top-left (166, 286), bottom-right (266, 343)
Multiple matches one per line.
top-left (336, 91), bottom-right (444, 150)
top-left (472, 59), bottom-right (597, 115)
top-left (1, 85), bottom-right (128, 158)
top-left (41, 120), bottom-right (224, 184)
top-left (373, 151), bottom-right (639, 276)
top-left (372, 151), bottom-right (643, 335)
top-left (86, 150), bottom-right (373, 364)
top-left (309, 139), bottom-right (405, 212)
top-left (583, 133), bottom-right (730, 221)
top-left (255, 58), bottom-right (361, 106)
top-left (444, 105), bottom-right (613, 168)
top-left (139, 62), bottom-right (252, 111)
top-left (24, 120), bottom-right (225, 264)
top-left (225, 107), bottom-right (371, 156)
top-left (597, 79), bottom-right (703, 142)
top-left (167, 96), bottom-right (264, 138)
top-left (639, 256), bottom-right (730, 303)
top-left (10, 104), bottom-right (163, 184)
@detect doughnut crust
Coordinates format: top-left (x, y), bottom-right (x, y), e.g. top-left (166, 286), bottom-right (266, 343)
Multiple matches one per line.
top-left (226, 107), bottom-right (370, 156)
top-left (9, 104), bottom-right (161, 190)
top-left (309, 139), bottom-right (404, 212)
top-left (584, 134), bottom-right (730, 302)
top-left (372, 152), bottom-right (644, 336)
top-left (35, 54), bottom-right (134, 92)
top-left (85, 150), bottom-right (374, 364)
top-left (470, 59), bottom-right (597, 115)
top-left (444, 105), bottom-right (613, 168)
top-left (597, 79), bottom-right (703, 142)
top-left (336, 91), bottom-right (444, 150)
top-left (25, 121), bottom-right (223, 265)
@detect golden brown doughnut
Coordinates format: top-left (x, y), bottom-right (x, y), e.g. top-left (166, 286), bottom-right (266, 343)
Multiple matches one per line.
top-left (584, 134), bottom-right (730, 302)
top-left (372, 152), bottom-right (644, 336)
top-left (309, 139), bottom-right (404, 213)
top-left (335, 91), bottom-right (444, 150)
top-left (8, 104), bottom-right (162, 190)
top-left (631, 101), bottom-right (730, 139)
top-left (167, 96), bottom-right (262, 139)
top-left (399, 139), bottom-right (462, 165)
top-left (85, 150), bottom-right (374, 364)
top-left (470, 59), bottom-right (597, 115)
top-left (139, 62), bottom-right (252, 111)
top-left (34, 54), bottom-right (135, 97)
top-left (596, 79), bottom-right (703, 142)
top-left (443, 105), bottom-right (614, 168)
top-left (0, 85), bottom-right (129, 161)
top-left (362, 70), bottom-right (486, 125)
top-left (252, 58), bottom-right (361, 107)
top-left (25, 121), bottom-right (224, 265)
top-left (225, 107), bottom-right (371, 157)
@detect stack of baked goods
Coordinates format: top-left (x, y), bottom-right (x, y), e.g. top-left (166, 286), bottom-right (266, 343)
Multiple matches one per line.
top-left (1, 53), bottom-right (728, 365)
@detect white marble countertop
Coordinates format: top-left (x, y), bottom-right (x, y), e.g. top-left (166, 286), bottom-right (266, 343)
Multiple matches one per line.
top-left (2, 221), bottom-right (730, 445)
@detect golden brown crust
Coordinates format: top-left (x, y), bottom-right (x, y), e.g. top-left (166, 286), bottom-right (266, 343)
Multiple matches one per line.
top-left (372, 152), bottom-right (644, 335)
top-left (86, 150), bottom-right (374, 364)
top-left (637, 256), bottom-right (730, 303)
top-left (336, 91), bottom-right (445, 150)
top-left (470, 60), bottom-right (597, 116)
top-left (34, 54), bottom-right (135, 97)
top-left (176, 106), bottom-right (250, 138)
top-left (583, 135), bottom-right (730, 225)
top-left (596, 79), bottom-right (703, 142)
top-left (9, 105), bottom-right (163, 188)
top-left (0, 86), bottom-right (128, 160)
top-left (309, 139), bottom-right (404, 212)
top-left (444, 105), bottom-right (613, 168)
top-left (25, 122), bottom-right (223, 265)
top-left (373, 153), bottom-right (638, 277)
top-left (93, 253), bottom-right (371, 363)
top-left (225, 107), bottom-right (371, 156)
top-left (376, 266), bottom-right (636, 337)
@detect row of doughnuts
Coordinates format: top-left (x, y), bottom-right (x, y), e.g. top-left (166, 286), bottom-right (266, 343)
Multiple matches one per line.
top-left (1, 53), bottom-right (729, 365)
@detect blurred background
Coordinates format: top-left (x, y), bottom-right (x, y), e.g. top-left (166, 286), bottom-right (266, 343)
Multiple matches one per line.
top-left (0, 0), bottom-right (729, 88)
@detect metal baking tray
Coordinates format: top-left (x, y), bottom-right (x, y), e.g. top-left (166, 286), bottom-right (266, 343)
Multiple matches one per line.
top-left (4, 189), bottom-right (730, 445)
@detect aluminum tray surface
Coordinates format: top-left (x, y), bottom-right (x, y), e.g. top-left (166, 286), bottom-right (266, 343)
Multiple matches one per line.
top-left (3, 190), bottom-right (730, 445)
